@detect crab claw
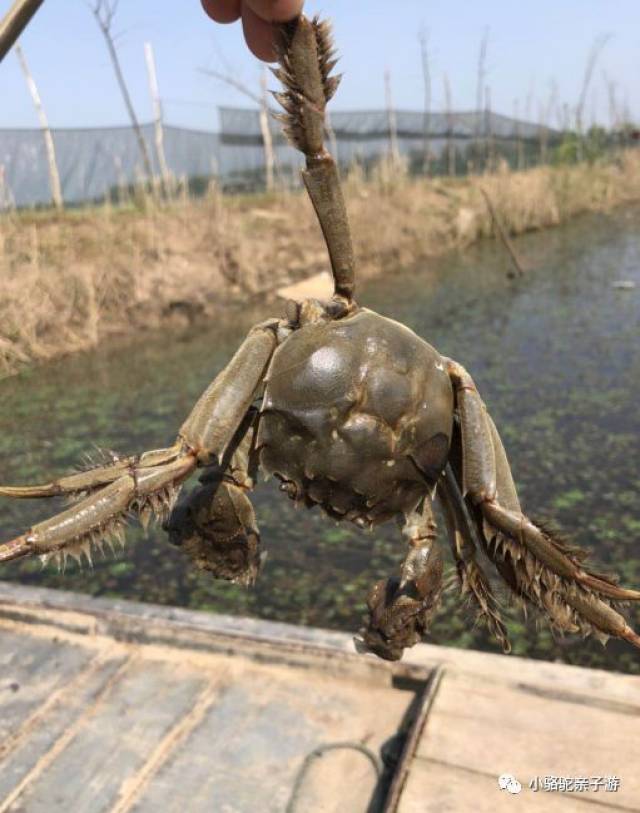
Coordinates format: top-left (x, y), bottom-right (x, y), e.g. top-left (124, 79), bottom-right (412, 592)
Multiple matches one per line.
top-left (356, 578), bottom-right (434, 661)
top-left (0, 447), bottom-right (196, 568)
top-left (165, 476), bottom-right (263, 587)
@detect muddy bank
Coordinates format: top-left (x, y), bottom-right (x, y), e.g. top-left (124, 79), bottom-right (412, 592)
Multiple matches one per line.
top-left (1, 151), bottom-right (639, 376)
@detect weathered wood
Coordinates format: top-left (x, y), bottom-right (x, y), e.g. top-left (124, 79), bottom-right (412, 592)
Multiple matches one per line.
top-left (14, 43), bottom-right (63, 209)
top-left (0, 584), bottom-right (430, 813)
top-left (0, 650), bottom-right (129, 802)
top-left (1, 583), bottom-right (638, 812)
top-left (414, 669), bottom-right (640, 810)
top-left (398, 759), bottom-right (612, 812)
top-left (143, 41), bottom-right (172, 196)
top-left (0, 629), bottom-right (91, 744)
top-left (14, 660), bottom-right (207, 813)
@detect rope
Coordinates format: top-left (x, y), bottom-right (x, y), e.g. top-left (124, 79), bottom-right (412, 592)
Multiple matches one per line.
top-left (285, 741), bottom-right (382, 813)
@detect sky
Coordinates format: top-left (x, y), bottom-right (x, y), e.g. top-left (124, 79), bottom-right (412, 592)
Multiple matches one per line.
top-left (1, 1), bottom-right (639, 133)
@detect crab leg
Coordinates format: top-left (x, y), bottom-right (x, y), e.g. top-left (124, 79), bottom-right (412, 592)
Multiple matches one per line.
top-left (0, 455), bottom-right (195, 565)
top-left (0, 321), bottom-right (279, 566)
top-left (446, 357), bottom-right (640, 649)
top-left (438, 465), bottom-right (510, 651)
top-left (166, 409), bottom-right (264, 588)
top-left (273, 16), bottom-right (356, 305)
top-left (356, 500), bottom-right (444, 661)
top-left (0, 447), bottom-right (180, 500)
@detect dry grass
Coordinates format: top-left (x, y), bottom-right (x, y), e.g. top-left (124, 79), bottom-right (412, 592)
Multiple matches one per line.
top-left (1, 151), bottom-right (639, 377)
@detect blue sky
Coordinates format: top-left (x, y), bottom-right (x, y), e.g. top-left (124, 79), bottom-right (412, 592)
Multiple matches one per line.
top-left (1, 1), bottom-right (638, 131)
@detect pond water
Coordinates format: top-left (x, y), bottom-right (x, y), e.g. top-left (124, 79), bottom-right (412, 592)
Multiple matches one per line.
top-left (1, 206), bottom-right (639, 673)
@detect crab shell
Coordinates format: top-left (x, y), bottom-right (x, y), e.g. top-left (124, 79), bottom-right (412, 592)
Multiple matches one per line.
top-left (257, 308), bottom-right (454, 527)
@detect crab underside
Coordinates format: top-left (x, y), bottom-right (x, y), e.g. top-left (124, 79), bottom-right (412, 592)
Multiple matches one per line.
top-left (1, 15), bottom-right (639, 661)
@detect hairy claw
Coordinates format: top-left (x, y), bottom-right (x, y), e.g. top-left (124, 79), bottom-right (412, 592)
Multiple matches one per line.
top-left (0, 445), bottom-right (182, 501)
top-left (482, 501), bottom-right (640, 602)
top-left (0, 453), bottom-right (195, 566)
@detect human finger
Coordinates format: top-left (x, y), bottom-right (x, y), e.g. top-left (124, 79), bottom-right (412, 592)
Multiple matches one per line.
top-left (245, 0), bottom-right (303, 23)
top-left (201, 0), bottom-right (242, 24)
top-left (241, 3), bottom-right (278, 61)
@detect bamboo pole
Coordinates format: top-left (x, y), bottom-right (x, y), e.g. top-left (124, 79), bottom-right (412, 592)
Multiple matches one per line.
top-left (0, 0), bottom-right (44, 63)
top-left (514, 99), bottom-right (524, 171)
top-left (419, 27), bottom-right (431, 174)
top-left (144, 41), bottom-right (172, 196)
top-left (443, 74), bottom-right (455, 176)
top-left (575, 34), bottom-right (611, 162)
top-left (474, 28), bottom-right (489, 164)
top-left (14, 42), bottom-right (63, 209)
top-left (384, 68), bottom-right (400, 166)
top-left (0, 164), bottom-right (16, 211)
top-left (485, 84), bottom-right (494, 171)
top-left (259, 68), bottom-right (275, 191)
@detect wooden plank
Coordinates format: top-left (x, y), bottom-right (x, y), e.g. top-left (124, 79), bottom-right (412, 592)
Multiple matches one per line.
top-left (0, 584), bottom-right (424, 687)
top-left (398, 759), bottom-right (631, 812)
top-left (0, 649), bottom-right (129, 801)
top-left (3, 583), bottom-right (637, 707)
top-left (6, 583), bottom-right (638, 812)
top-left (382, 668), bottom-right (445, 813)
top-left (0, 627), bottom-right (92, 742)
top-left (403, 642), bottom-right (640, 708)
top-left (414, 670), bottom-right (640, 810)
top-left (130, 681), bottom-right (316, 813)
top-left (131, 668), bottom-right (411, 813)
top-left (7, 657), bottom-right (214, 813)
top-left (284, 746), bottom-right (383, 813)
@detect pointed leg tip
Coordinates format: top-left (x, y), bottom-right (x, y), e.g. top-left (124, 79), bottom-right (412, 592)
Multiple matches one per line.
top-left (0, 535), bottom-right (34, 563)
top-left (0, 484), bottom-right (57, 499)
top-left (625, 627), bottom-right (640, 650)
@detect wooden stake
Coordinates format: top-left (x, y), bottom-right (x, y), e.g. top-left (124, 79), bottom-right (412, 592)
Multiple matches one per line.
top-left (259, 68), bottom-right (275, 191)
top-left (14, 42), bottom-right (63, 209)
top-left (443, 74), bottom-right (455, 176)
top-left (419, 27), bottom-right (431, 174)
top-left (384, 69), bottom-right (400, 166)
top-left (144, 41), bottom-right (172, 196)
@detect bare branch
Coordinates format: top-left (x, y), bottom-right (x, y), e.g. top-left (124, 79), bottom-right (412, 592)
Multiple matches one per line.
top-left (89, 0), bottom-right (153, 179)
top-left (475, 28), bottom-right (489, 121)
top-left (199, 67), bottom-right (263, 106)
top-left (419, 26), bottom-right (431, 172)
top-left (479, 186), bottom-right (526, 278)
top-left (575, 33), bottom-right (612, 152)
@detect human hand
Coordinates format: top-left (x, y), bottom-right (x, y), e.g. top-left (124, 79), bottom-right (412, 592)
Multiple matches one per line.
top-left (201, 0), bottom-right (304, 62)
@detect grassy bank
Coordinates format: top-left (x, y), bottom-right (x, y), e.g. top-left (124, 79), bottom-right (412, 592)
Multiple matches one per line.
top-left (1, 151), bottom-right (639, 377)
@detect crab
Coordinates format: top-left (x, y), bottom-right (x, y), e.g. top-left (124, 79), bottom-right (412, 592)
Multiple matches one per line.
top-left (1, 16), bottom-right (640, 661)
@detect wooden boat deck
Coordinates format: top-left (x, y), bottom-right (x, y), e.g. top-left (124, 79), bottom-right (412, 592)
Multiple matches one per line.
top-left (0, 583), bottom-right (638, 812)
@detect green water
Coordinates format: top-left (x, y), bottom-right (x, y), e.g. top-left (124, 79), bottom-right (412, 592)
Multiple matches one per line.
top-left (2, 207), bottom-right (639, 673)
